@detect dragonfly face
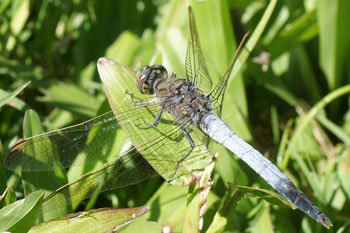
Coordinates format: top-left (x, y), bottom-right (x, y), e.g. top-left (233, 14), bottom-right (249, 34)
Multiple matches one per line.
top-left (136, 64), bottom-right (168, 94)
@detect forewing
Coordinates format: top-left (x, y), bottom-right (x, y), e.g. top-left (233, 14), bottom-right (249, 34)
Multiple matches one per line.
top-left (99, 58), bottom-right (212, 186)
top-left (5, 111), bottom-right (123, 171)
top-left (42, 98), bottom-right (209, 214)
top-left (185, 7), bottom-right (212, 93)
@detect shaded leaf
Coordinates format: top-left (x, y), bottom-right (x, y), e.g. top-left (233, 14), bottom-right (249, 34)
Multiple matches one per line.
top-left (0, 190), bottom-right (44, 233)
top-left (0, 81), bottom-right (30, 109)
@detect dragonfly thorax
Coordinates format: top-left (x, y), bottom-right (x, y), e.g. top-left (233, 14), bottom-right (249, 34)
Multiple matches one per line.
top-left (155, 72), bottom-right (213, 125)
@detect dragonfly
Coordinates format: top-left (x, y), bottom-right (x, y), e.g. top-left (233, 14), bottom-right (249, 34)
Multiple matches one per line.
top-left (6, 7), bottom-right (332, 228)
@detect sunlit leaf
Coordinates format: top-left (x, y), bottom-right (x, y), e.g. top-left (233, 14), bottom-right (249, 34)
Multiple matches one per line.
top-left (29, 206), bottom-right (149, 233)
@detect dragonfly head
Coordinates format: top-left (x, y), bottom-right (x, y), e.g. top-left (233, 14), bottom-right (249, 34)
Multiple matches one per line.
top-left (136, 65), bottom-right (168, 94)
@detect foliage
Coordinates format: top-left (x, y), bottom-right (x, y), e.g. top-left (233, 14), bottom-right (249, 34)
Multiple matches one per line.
top-left (1, 0), bottom-right (349, 232)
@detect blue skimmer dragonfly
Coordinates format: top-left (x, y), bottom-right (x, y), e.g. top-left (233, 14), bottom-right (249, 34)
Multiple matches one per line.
top-left (6, 7), bottom-right (332, 228)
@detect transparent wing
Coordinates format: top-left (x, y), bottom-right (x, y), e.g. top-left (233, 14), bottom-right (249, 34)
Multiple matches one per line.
top-left (6, 58), bottom-right (212, 213)
top-left (41, 104), bottom-right (209, 213)
top-left (6, 111), bottom-right (121, 171)
top-left (185, 7), bottom-right (212, 93)
top-left (209, 32), bottom-right (250, 116)
top-left (42, 148), bottom-right (157, 214)
top-left (6, 99), bottom-right (210, 214)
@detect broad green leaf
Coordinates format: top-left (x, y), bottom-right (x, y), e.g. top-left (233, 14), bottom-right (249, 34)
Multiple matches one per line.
top-left (183, 183), bottom-right (200, 233)
top-left (183, 153), bottom-right (217, 232)
top-left (106, 31), bottom-right (141, 67)
top-left (98, 57), bottom-right (211, 186)
top-left (6, 0), bottom-right (30, 51)
top-left (20, 109), bottom-right (68, 220)
top-left (318, 0), bottom-right (350, 90)
top-left (206, 186), bottom-right (243, 233)
top-left (23, 109), bottom-right (45, 138)
top-left (0, 190), bottom-right (44, 233)
top-left (143, 179), bottom-right (218, 232)
top-left (29, 206), bottom-right (149, 233)
top-left (37, 82), bottom-right (101, 118)
top-left (247, 202), bottom-right (274, 233)
top-left (146, 183), bottom-right (188, 232)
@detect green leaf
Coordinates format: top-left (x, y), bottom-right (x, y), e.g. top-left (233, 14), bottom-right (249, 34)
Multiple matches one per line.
top-left (318, 0), bottom-right (350, 90)
top-left (0, 88), bottom-right (30, 111)
top-left (20, 109), bottom-right (68, 220)
top-left (98, 58), bottom-right (211, 186)
top-left (0, 81), bottom-right (30, 109)
top-left (42, 147), bottom-right (155, 220)
top-left (23, 109), bottom-right (45, 138)
top-left (118, 218), bottom-right (162, 233)
top-left (0, 187), bottom-right (17, 208)
top-left (247, 202), bottom-right (274, 233)
top-left (0, 190), bottom-right (45, 233)
top-left (235, 185), bottom-right (295, 209)
top-left (281, 85), bottom-right (350, 169)
top-left (213, 0), bottom-right (278, 186)
top-left (183, 152), bottom-right (217, 233)
top-left (6, 0), bottom-right (30, 51)
top-left (37, 82), bottom-right (101, 118)
top-left (183, 183), bottom-right (200, 233)
top-left (29, 206), bottom-right (149, 233)
top-left (206, 186), bottom-right (243, 233)
top-left (146, 183), bottom-right (188, 232)
top-left (267, 9), bottom-right (318, 59)
top-left (105, 31), bottom-right (141, 67)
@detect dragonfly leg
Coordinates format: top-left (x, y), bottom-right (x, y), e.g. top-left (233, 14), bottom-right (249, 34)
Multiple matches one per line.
top-left (127, 91), bottom-right (164, 127)
top-left (126, 90), bottom-right (154, 106)
top-left (168, 125), bottom-right (194, 182)
top-left (143, 109), bottom-right (163, 127)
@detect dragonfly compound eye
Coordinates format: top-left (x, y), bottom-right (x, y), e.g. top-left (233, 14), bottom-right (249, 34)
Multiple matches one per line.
top-left (136, 66), bottom-right (152, 94)
top-left (150, 65), bottom-right (167, 77)
top-left (136, 65), bottom-right (168, 94)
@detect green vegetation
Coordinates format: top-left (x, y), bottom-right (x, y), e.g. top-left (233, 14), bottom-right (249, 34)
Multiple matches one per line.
top-left (1, 0), bottom-right (349, 232)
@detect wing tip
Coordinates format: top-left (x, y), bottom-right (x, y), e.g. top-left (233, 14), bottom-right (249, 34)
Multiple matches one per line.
top-left (5, 139), bottom-right (27, 170)
top-left (8, 139), bottom-right (27, 153)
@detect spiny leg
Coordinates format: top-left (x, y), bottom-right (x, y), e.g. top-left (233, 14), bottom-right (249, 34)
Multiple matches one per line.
top-left (168, 125), bottom-right (195, 182)
top-left (126, 91), bottom-right (163, 127)
top-left (144, 109), bottom-right (163, 127)
top-left (126, 91), bottom-right (153, 106)
top-left (126, 90), bottom-right (194, 180)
